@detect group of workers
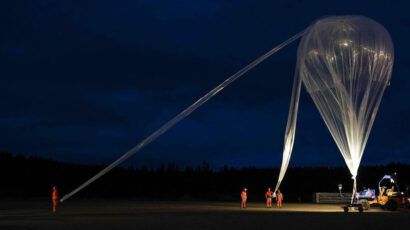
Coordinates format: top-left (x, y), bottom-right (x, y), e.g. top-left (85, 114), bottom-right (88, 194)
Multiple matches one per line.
top-left (241, 187), bottom-right (283, 208)
top-left (51, 186), bottom-right (283, 213)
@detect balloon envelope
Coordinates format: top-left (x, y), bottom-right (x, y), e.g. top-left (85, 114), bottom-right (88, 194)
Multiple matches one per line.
top-left (298, 16), bottom-right (394, 179)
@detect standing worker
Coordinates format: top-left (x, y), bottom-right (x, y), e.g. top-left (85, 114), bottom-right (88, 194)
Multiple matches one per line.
top-left (52, 186), bottom-right (59, 213)
top-left (241, 188), bottom-right (248, 208)
top-left (265, 187), bottom-right (274, 208)
top-left (276, 190), bottom-right (284, 208)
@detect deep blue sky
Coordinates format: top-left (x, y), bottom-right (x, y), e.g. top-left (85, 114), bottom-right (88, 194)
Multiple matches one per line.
top-left (1, 0), bottom-right (409, 168)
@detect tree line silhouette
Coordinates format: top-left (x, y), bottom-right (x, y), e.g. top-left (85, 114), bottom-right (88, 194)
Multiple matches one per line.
top-left (0, 152), bottom-right (409, 202)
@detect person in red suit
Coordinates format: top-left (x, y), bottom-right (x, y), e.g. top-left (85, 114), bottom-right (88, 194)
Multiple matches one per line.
top-left (265, 187), bottom-right (274, 208)
top-left (241, 188), bottom-right (248, 208)
top-left (52, 186), bottom-right (59, 213)
top-left (276, 190), bottom-right (284, 208)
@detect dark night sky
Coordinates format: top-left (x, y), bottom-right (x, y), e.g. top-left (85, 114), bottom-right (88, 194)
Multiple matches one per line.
top-left (1, 0), bottom-right (409, 168)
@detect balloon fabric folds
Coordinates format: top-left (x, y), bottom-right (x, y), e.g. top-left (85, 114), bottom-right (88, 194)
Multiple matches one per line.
top-left (276, 16), bottom-right (394, 201)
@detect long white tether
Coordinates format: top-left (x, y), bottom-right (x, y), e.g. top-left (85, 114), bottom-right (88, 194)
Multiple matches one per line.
top-left (60, 29), bottom-right (307, 202)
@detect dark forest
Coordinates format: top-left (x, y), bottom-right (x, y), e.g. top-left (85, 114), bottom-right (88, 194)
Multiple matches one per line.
top-left (1, 152), bottom-right (409, 202)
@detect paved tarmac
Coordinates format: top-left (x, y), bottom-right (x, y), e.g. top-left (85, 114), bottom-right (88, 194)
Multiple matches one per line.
top-left (0, 200), bottom-right (409, 230)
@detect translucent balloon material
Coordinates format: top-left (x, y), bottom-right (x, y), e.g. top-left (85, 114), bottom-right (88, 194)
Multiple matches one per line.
top-left (276, 16), bottom-right (394, 201)
top-left (274, 59), bottom-right (302, 193)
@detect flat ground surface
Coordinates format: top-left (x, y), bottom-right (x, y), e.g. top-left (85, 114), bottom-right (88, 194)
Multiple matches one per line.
top-left (0, 200), bottom-right (409, 230)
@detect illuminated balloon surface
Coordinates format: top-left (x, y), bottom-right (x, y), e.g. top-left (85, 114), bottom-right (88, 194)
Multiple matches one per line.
top-left (276, 16), bottom-right (394, 199)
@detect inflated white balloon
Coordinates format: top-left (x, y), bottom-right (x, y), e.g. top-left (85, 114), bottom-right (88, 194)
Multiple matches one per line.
top-left (276, 16), bottom-right (394, 200)
top-left (300, 16), bottom-right (393, 179)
